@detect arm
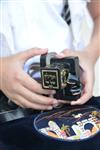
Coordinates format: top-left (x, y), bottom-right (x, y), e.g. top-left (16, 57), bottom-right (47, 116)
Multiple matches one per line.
top-left (57, 0), bottom-right (100, 105)
top-left (87, 0), bottom-right (100, 63)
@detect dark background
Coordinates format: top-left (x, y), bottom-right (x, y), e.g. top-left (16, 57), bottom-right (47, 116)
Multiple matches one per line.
top-left (0, 96), bottom-right (100, 150)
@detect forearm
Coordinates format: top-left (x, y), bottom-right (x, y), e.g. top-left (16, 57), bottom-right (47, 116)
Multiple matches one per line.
top-left (86, 1), bottom-right (100, 65)
top-left (0, 57), bottom-right (6, 90)
top-left (86, 16), bottom-right (100, 64)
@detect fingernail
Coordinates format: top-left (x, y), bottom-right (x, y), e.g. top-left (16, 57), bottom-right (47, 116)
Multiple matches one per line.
top-left (47, 106), bottom-right (53, 110)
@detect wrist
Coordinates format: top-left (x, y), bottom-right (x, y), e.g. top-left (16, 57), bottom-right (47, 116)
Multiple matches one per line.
top-left (84, 45), bottom-right (99, 66)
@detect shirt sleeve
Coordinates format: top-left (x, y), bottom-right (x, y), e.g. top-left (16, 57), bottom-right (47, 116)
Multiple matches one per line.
top-left (0, 1), bottom-right (15, 57)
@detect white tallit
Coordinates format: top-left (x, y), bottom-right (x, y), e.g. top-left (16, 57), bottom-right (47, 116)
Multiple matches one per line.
top-left (0, 0), bottom-right (93, 57)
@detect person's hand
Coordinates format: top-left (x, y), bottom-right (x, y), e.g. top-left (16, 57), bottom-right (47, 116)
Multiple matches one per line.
top-left (57, 49), bottom-right (95, 105)
top-left (0, 48), bottom-right (58, 110)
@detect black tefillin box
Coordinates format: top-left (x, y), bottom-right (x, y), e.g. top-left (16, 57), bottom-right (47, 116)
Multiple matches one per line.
top-left (40, 52), bottom-right (82, 101)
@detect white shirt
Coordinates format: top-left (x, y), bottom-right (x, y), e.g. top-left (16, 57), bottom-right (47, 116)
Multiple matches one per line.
top-left (0, 0), bottom-right (93, 58)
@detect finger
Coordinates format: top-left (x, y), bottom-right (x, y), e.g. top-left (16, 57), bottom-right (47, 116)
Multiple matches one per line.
top-left (17, 71), bottom-right (55, 95)
top-left (61, 49), bottom-right (77, 56)
top-left (11, 99), bottom-right (24, 108)
top-left (19, 48), bottom-right (48, 63)
top-left (13, 95), bottom-right (53, 110)
top-left (71, 87), bottom-right (92, 105)
top-left (71, 71), bottom-right (93, 105)
top-left (1, 89), bottom-right (24, 108)
top-left (71, 92), bottom-right (92, 105)
top-left (57, 49), bottom-right (79, 58)
top-left (15, 83), bottom-right (58, 105)
top-left (56, 49), bottom-right (69, 58)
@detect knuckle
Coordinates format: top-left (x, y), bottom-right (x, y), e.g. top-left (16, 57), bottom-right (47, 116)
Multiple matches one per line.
top-left (47, 99), bottom-right (53, 105)
top-left (14, 71), bottom-right (22, 82)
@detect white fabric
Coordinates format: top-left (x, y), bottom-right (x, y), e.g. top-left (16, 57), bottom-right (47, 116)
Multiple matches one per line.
top-left (69, 0), bottom-right (93, 50)
top-left (0, 0), bottom-right (93, 58)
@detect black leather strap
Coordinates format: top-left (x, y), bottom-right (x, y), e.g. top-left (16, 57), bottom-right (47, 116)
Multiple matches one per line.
top-left (0, 91), bottom-right (39, 123)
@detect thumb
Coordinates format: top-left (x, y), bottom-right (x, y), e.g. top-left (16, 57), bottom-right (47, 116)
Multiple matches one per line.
top-left (18, 47), bottom-right (48, 63)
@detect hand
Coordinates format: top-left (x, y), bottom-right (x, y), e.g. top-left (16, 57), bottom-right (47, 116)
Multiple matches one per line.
top-left (57, 49), bottom-right (95, 105)
top-left (0, 48), bottom-right (57, 110)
